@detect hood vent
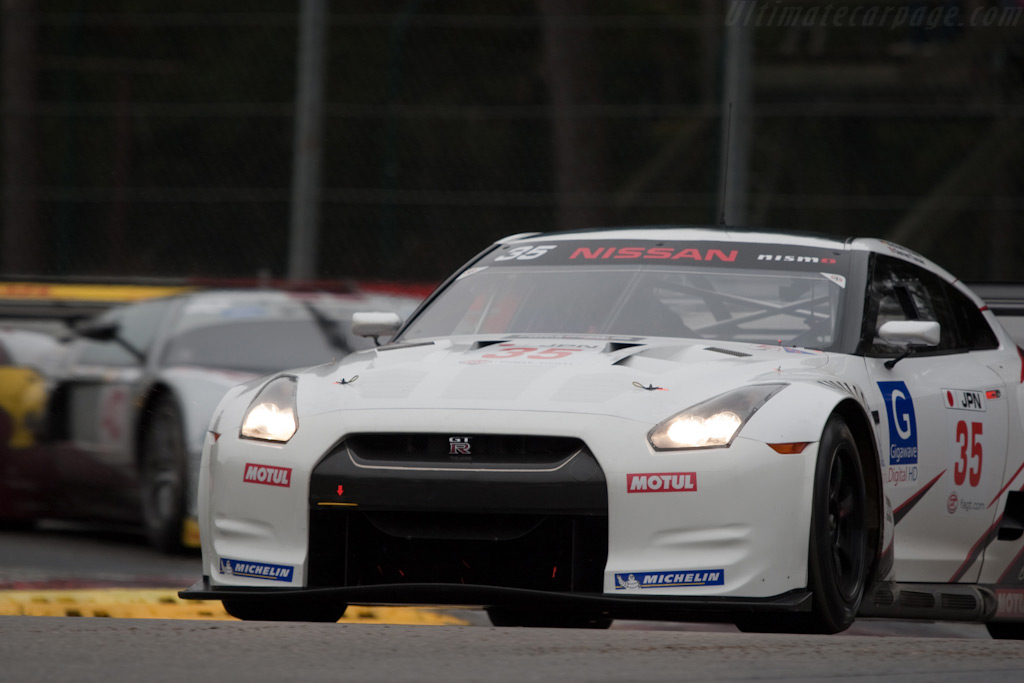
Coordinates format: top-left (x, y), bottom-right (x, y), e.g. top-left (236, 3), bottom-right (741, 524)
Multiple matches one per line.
top-left (704, 346), bottom-right (752, 358)
top-left (471, 340), bottom-right (509, 350)
top-left (603, 342), bottom-right (645, 354)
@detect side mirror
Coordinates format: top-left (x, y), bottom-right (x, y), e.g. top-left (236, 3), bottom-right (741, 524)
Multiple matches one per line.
top-left (879, 320), bottom-right (940, 370)
top-left (76, 319), bottom-right (120, 342)
top-left (351, 312), bottom-right (402, 341)
top-left (878, 320), bottom-right (940, 347)
top-left (75, 318), bottom-right (145, 363)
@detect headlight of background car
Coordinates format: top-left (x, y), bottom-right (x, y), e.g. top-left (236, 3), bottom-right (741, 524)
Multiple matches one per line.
top-left (648, 383), bottom-right (787, 451)
top-left (240, 376), bottom-right (298, 442)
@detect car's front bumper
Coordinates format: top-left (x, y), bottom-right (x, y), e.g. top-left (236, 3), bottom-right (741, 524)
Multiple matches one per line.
top-left (196, 407), bottom-right (818, 603)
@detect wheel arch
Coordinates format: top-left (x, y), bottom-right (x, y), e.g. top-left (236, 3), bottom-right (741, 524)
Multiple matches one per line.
top-left (831, 397), bottom-right (885, 585)
top-left (133, 382), bottom-right (178, 470)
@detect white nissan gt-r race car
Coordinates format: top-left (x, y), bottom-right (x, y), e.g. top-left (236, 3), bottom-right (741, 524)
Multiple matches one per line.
top-left (181, 227), bottom-right (1024, 637)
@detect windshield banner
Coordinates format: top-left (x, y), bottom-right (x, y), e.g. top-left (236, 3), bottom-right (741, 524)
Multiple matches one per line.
top-left (483, 241), bottom-right (849, 272)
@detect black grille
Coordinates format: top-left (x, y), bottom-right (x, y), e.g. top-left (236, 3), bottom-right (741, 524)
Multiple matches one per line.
top-left (309, 433), bottom-right (608, 594)
top-left (307, 508), bottom-right (608, 593)
top-left (900, 591), bottom-right (935, 609)
top-left (345, 433), bottom-right (584, 468)
top-left (941, 593), bottom-right (978, 610)
top-left (872, 589), bottom-right (895, 607)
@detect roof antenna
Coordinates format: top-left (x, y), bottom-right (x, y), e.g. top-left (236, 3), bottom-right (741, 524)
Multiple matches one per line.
top-left (718, 102), bottom-right (733, 227)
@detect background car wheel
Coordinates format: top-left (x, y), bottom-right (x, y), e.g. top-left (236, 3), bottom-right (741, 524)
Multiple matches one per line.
top-left (986, 622), bottom-right (1024, 640)
top-left (140, 394), bottom-right (189, 554)
top-left (485, 607), bottom-right (612, 629)
top-left (735, 415), bottom-right (868, 635)
top-left (222, 599), bottom-right (347, 623)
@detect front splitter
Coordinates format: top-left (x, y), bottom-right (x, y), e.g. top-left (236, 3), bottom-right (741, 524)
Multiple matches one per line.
top-left (179, 578), bottom-right (812, 623)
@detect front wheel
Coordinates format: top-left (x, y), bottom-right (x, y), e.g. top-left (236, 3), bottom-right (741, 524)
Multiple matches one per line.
top-left (140, 394), bottom-right (189, 554)
top-left (736, 415), bottom-right (868, 635)
top-left (805, 415), bottom-right (869, 633)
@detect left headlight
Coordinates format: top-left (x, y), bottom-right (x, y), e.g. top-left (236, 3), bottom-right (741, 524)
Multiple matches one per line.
top-left (648, 383), bottom-right (787, 451)
top-left (240, 376), bottom-right (298, 443)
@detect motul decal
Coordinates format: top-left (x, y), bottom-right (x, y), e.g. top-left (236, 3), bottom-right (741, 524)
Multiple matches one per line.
top-left (627, 472), bottom-right (697, 493)
top-left (996, 589), bottom-right (1024, 618)
top-left (243, 463), bottom-right (292, 488)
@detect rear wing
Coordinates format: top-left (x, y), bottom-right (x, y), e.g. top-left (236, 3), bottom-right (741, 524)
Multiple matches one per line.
top-left (0, 280), bottom-right (194, 324)
top-left (969, 283), bottom-right (1024, 349)
top-left (969, 283), bottom-right (1024, 317)
top-left (0, 276), bottom-right (435, 328)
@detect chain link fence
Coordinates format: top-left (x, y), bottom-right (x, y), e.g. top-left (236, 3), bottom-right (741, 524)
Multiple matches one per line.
top-left (2, 0), bottom-right (1023, 285)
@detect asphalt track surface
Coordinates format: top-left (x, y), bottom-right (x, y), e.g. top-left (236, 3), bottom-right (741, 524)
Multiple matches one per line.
top-left (2, 523), bottom-right (1024, 682)
top-left (3, 615), bottom-right (1024, 683)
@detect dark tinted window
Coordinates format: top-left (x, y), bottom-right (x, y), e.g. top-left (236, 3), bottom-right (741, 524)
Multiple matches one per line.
top-left (864, 255), bottom-right (959, 355)
top-left (76, 298), bottom-right (173, 366)
top-left (945, 283), bottom-right (999, 350)
top-left (161, 320), bottom-right (343, 373)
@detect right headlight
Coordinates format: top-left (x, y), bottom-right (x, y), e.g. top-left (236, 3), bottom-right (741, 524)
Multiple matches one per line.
top-left (648, 383), bottom-right (787, 451)
top-left (240, 376), bottom-right (298, 443)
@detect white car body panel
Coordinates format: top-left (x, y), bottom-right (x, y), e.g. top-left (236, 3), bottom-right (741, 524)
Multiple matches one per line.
top-left (186, 228), bottom-right (1024, 632)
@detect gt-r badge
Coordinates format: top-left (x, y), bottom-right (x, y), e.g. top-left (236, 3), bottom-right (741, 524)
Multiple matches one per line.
top-left (614, 570), bottom-right (724, 590)
top-left (449, 437), bottom-right (472, 456)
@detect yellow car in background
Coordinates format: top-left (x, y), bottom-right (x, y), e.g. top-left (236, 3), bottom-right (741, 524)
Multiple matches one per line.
top-left (0, 328), bottom-right (62, 524)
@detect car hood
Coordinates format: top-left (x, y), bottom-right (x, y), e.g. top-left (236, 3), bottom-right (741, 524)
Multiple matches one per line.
top-left (295, 336), bottom-right (836, 424)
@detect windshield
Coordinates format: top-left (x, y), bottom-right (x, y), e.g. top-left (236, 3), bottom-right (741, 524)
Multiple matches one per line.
top-left (401, 240), bottom-right (849, 348)
top-left (161, 319), bottom-right (342, 373)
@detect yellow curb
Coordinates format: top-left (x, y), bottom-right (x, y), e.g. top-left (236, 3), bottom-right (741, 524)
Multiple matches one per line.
top-left (0, 589), bottom-right (467, 624)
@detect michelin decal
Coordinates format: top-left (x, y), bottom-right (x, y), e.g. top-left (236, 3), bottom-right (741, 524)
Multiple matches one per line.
top-left (219, 558), bottom-right (294, 582)
top-left (614, 570), bottom-right (724, 590)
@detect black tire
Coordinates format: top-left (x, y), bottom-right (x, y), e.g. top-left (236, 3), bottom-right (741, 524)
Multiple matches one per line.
top-left (486, 607), bottom-right (613, 629)
top-left (140, 394), bottom-right (189, 554)
top-left (986, 621), bottom-right (1024, 640)
top-left (222, 599), bottom-right (347, 623)
top-left (805, 415), bottom-right (868, 633)
top-left (736, 415), bottom-right (868, 635)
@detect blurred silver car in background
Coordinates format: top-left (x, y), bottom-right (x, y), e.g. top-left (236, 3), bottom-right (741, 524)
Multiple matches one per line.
top-left (35, 288), bottom-right (419, 552)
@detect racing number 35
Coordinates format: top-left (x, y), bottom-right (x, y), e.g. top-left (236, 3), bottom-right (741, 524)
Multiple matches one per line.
top-left (954, 420), bottom-right (982, 487)
top-left (482, 347), bottom-right (581, 360)
top-left (494, 245), bottom-right (556, 261)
